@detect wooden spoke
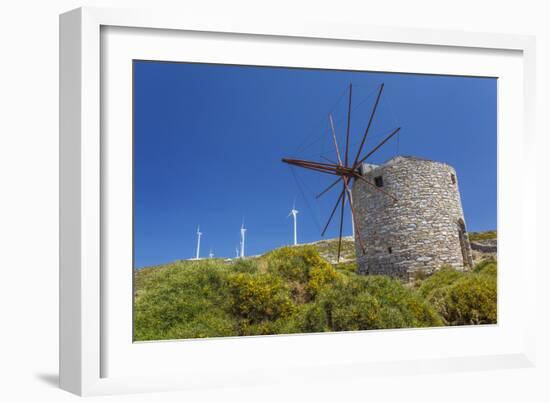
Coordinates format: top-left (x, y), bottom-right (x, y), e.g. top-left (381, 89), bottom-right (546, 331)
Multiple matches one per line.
top-left (342, 176), bottom-right (366, 254)
top-left (352, 83), bottom-right (384, 167)
top-left (320, 155), bottom-right (338, 165)
top-left (282, 157), bottom-right (340, 169)
top-left (328, 114), bottom-right (343, 166)
top-left (288, 165), bottom-right (339, 176)
top-left (282, 158), bottom-right (356, 176)
top-left (282, 81), bottom-right (401, 263)
top-left (353, 174), bottom-right (398, 201)
top-left (321, 189), bottom-right (345, 237)
top-left (355, 127), bottom-right (401, 167)
top-left (316, 177), bottom-right (342, 199)
top-left (281, 158), bottom-right (341, 176)
top-left (345, 83), bottom-right (352, 167)
top-left (337, 183), bottom-right (347, 261)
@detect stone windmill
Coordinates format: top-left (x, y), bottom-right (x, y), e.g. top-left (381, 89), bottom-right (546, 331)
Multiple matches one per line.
top-left (282, 83), bottom-right (473, 279)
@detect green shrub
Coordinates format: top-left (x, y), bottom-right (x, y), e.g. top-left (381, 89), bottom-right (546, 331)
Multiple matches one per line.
top-left (313, 275), bottom-right (443, 331)
top-left (262, 246), bottom-right (344, 302)
top-left (163, 312), bottom-right (236, 339)
top-left (134, 262), bottom-right (234, 340)
top-left (422, 266), bottom-right (497, 326)
top-left (134, 243), bottom-right (497, 341)
top-left (263, 246), bottom-right (324, 282)
top-left (227, 272), bottom-right (295, 325)
top-left (418, 266), bottom-right (464, 298)
top-left (473, 258), bottom-right (497, 276)
top-left (379, 306), bottom-right (409, 329)
top-left (333, 261), bottom-right (358, 273)
top-left (435, 274), bottom-right (496, 325)
top-left (301, 303), bottom-right (329, 333)
top-left (231, 258), bottom-right (259, 274)
top-left (306, 263), bottom-right (342, 298)
top-left (331, 292), bottom-right (381, 331)
top-left (361, 276), bottom-right (443, 328)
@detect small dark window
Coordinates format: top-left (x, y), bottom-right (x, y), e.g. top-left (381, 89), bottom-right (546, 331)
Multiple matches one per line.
top-left (388, 247), bottom-right (392, 254)
top-left (450, 173), bottom-right (456, 184)
top-left (374, 176), bottom-right (384, 187)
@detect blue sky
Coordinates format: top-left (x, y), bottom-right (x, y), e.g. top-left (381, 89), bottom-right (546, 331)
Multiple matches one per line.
top-left (134, 61), bottom-right (497, 268)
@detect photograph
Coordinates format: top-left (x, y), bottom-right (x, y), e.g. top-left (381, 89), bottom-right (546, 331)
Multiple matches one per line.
top-left (0, 0), bottom-right (545, 400)
top-left (132, 60), bottom-right (497, 341)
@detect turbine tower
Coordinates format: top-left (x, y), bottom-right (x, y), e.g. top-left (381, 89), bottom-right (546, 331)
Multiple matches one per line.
top-left (288, 201), bottom-right (299, 245)
top-left (209, 248), bottom-right (214, 259)
top-left (235, 245), bottom-right (240, 259)
top-left (240, 221), bottom-right (247, 258)
top-left (195, 226), bottom-right (202, 260)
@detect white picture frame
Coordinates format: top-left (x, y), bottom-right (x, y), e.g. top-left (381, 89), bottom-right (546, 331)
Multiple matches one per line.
top-left (59, 6), bottom-right (537, 396)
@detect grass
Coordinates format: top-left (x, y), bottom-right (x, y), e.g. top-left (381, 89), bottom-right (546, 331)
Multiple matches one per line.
top-left (134, 241), bottom-right (497, 341)
top-left (307, 237), bottom-right (356, 262)
top-left (468, 230), bottom-right (497, 242)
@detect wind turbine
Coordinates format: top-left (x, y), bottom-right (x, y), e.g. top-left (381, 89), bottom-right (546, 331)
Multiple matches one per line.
top-left (235, 245), bottom-right (240, 259)
top-left (195, 226), bottom-right (202, 260)
top-left (208, 248), bottom-right (214, 259)
top-left (240, 220), bottom-right (247, 258)
top-left (288, 201), bottom-right (299, 245)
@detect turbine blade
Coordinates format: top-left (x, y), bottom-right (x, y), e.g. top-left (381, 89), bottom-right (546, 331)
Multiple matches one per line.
top-left (321, 189), bottom-right (345, 237)
top-left (352, 83), bottom-right (384, 167)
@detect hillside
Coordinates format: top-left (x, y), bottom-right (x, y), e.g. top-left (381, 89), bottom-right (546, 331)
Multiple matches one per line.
top-left (300, 236), bottom-right (356, 264)
top-left (289, 231), bottom-right (496, 266)
top-left (134, 232), bottom-right (497, 341)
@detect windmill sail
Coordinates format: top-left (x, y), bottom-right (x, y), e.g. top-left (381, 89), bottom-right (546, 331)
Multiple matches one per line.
top-left (281, 83), bottom-right (400, 261)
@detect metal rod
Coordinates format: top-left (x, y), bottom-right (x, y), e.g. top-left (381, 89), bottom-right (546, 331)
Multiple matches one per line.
top-left (355, 127), bottom-right (401, 167)
top-left (352, 83), bottom-right (384, 166)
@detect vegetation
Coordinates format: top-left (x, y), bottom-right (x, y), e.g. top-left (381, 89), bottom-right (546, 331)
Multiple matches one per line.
top-left (468, 230), bottom-right (497, 242)
top-left (134, 243), bottom-right (497, 341)
top-left (312, 237), bottom-right (356, 262)
top-left (416, 258), bottom-right (497, 325)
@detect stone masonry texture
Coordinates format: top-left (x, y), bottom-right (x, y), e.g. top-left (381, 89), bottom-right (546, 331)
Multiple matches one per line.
top-left (351, 156), bottom-right (473, 280)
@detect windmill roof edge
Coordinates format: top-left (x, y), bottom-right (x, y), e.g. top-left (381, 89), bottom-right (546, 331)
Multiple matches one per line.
top-left (361, 155), bottom-right (456, 172)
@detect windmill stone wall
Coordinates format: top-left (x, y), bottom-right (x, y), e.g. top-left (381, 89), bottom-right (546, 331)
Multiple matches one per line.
top-left (351, 156), bottom-right (473, 280)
